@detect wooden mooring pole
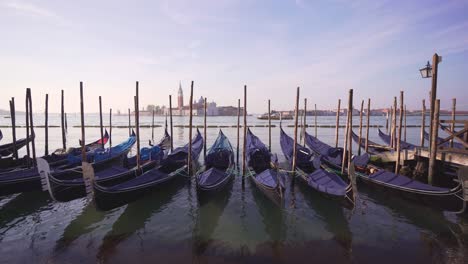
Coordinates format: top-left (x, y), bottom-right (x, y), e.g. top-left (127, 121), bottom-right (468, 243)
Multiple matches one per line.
top-left (188, 81), bottom-right (194, 176)
top-left (303, 98), bottom-right (307, 147)
top-left (358, 100), bottom-right (364, 156)
top-left (109, 109), bottom-right (112, 147)
top-left (420, 99), bottom-right (426, 147)
top-left (44, 94), bottom-right (49, 156)
top-left (27, 89), bottom-right (36, 166)
top-left (347, 90), bottom-right (353, 172)
top-left (242, 85), bottom-right (247, 177)
top-left (9, 98), bottom-right (18, 159)
top-left (128, 108), bottom-right (131, 136)
top-left (99, 96), bottom-right (104, 149)
top-left (237, 99), bottom-right (240, 165)
top-left (292, 87), bottom-right (300, 173)
top-left (268, 99), bottom-right (271, 151)
top-left (25, 89), bottom-right (30, 158)
top-left (404, 105), bottom-right (407, 142)
top-left (341, 89), bottom-right (352, 174)
top-left (169, 95), bottom-right (174, 151)
top-left (204, 97), bottom-right (207, 161)
top-left (335, 99), bottom-right (341, 148)
top-left (135, 82), bottom-right (141, 170)
top-left (450, 98), bottom-right (456, 148)
top-left (152, 109), bottom-right (155, 142)
top-left (395, 91), bottom-right (404, 175)
top-left (365, 99), bottom-right (371, 153)
top-left (314, 104), bottom-right (318, 138)
top-left (61, 90), bottom-right (66, 150)
top-left (80, 82), bottom-right (86, 162)
top-left (428, 99), bottom-right (440, 185)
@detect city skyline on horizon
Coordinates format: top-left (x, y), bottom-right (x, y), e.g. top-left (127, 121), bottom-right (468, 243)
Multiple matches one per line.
top-left (1, 0), bottom-right (468, 113)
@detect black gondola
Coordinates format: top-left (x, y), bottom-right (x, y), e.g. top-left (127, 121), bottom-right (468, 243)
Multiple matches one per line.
top-left (378, 129), bottom-right (416, 150)
top-left (351, 130), bottom-right (392, 154)
top-left (280, 127), bottom-right (354, 207)
top-left (0, 132), bottom-right (110, 172)
top-left (43, 130), bottom-right (170, 202)
top-left (0, 134), bottom-right (136, 197)
top-left (196, 130), bottom-right (235, 195)
top-left (93, 129), bottom-right (204, 210)
top-left (304, 131), bottom-right (468, 215)
top-left (245, 128), bottom-right (285, 206)
top-left (0, 133), bottom-right (34, 158)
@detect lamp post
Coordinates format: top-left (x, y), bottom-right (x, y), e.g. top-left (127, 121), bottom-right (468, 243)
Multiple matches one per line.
top-left (419, 54), bottom-right (441, 153)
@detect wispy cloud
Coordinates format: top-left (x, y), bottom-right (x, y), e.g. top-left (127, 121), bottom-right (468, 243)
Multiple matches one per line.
top-left (4, 0), bottom-right (59, 19)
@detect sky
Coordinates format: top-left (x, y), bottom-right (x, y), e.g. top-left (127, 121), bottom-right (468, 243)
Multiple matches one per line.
top-left (1, 0), bottom-right (468, 113)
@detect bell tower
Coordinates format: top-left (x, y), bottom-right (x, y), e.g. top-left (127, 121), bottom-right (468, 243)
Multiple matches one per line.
top-left (178, 81), bottom-right (183, 110)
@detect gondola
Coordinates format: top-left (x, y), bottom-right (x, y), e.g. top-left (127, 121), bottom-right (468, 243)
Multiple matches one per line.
top-left (423, 126), bottom-right (465, 149)
top-left (280, 127), bottom-right (354, 206)
top-left (351, 130), bottom-right (392, 154)
top-left (0, 132), bottom-right (111, 172)
top-left (378, 129), bottom-right (416, 150)
top-left (43, 130), bottom-right (170, 202)
top-left (93, 129), bottom-right (204, 210)
top-left (0, 133), bottom-right (35, 157)
top-left (245, 128), bottom-right (285, 206)
top-left (304, 132), bottom-right (468, 215)
top-left (79, 129), bottom-right (110, 150)
top-left (0, 130), bottom-right (3, 142)
top-left (196, 130), bottom-right (235, 196)
top-left (0, 134), bottom-right (136, 197)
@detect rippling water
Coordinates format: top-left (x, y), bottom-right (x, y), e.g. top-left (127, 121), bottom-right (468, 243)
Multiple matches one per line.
top-left (0, 114), bottom-right (467, 263)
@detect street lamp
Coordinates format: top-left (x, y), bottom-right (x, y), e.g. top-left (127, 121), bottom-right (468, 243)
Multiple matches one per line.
top-left (419, 61), bottom-right (432, 78)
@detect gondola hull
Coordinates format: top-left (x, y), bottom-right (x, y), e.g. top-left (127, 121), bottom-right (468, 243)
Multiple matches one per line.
top-left (94, 165), bottom-right (188, 210)
top-left (248, 168), bottom-right (284, 206)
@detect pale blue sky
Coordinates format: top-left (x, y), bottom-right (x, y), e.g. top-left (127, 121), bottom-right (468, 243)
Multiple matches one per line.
top-left (1, 0), bottom-right (468, 113)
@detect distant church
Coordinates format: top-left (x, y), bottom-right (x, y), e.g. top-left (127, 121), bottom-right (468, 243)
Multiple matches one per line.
top-left (166, 82), bottom-right (218, 116)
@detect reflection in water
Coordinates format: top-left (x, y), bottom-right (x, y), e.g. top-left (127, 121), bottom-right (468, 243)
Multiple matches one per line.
top-left (97, 178), bottom-right (186, 262)
top-left (297, 182), bottom-right (352, 253)
top-left (0, 192), bottom-right (50, 236)
top-left (54, 202), bottom-right (107, 252)
top-left (192, 180), bottom-right (233, 257)
top-left (360, 184), bottom-right (468, 263)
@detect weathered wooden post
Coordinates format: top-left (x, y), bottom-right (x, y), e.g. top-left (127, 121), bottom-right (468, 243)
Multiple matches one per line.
top-left (365, 99), bottom-right (371, 153)
top-left (395, 91), bottom-right (404, 174)
top-left (152, 109), bottom-right (155, 142)
top-left (188, 81), bottom-right (194, 176)
top-left (169, 95), bottom-right (174, 151)
top-left (268, 99), bottom-right (271, 151)
top-left (99, 96), bottom-right (104, 149)
top-left (128, 108), bottom-right (131, 136)
top-left (392, 97), bottom-right (397, 149)
top-left (109, 108), bottom-right (112, 147)
top-left (314, 104), bottom-right (318, 138)
top-left (303, 98), bottom-right (307, 147)
top-left (61, 90), bottom-right (66, 150)
top-left (389, 105), bottom-right (393, 139)
top-left (347, 90), bottom-right (353, 172)
top-left (385, 110), bottom-right (389, 131)
top-left (80, 82), bottom-right (86, 162)
top-left (135, 82), bottom-right (141, 170)
top-left (450, 98), bottom-right (456, 148)
top-left (335, 99), bottom-right (341, 148)
top-left (27, 89), bottom-right (36, 166)
top-left (25, 90), bottom-right (30, 158)
top-left (242, 86), bottom-right (247, 176)
top-left (428, 99), bottom-right (440, 185)
top-left (420, 99), bottom-right (426, 147)
top-left (235, 99), bottom-right (240, 165)
top-left (292, 87), bottom-right (300, 173)
top-left (44, 94), bottom-right (49, 156)
top-left (9, 98), bottom-right (18, 159)
top-left (404, 105), bottom-right (407, 142)
top-left (428, 53), bottom-right (440, 155)
top-left (204, 97), bottom-right (207, 161)
top-left (358, 100), bottom-right (364, 155)
top-left (341, 90), bottom-right (352, 174)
